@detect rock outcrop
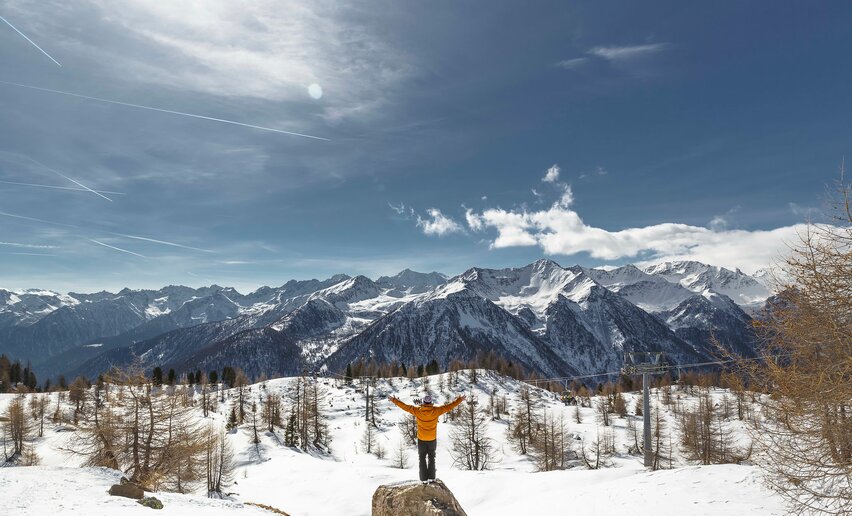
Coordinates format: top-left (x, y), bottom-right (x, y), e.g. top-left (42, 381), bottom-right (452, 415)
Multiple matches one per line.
top-left (108, 483), bottom-right (144, 499)
top-left (372, 479), bottom-right (467, 516)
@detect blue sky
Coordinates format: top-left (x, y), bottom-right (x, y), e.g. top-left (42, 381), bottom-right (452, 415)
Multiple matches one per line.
top-left (0, 1), bottom-right (848, 293)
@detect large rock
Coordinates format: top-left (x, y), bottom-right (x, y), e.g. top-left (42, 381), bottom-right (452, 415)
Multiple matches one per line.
top-left (108, 483), bottom-right (144, 499)
top-left (372, 479), bottom-right (467, 516)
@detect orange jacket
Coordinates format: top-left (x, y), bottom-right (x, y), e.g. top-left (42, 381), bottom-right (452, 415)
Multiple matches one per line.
top-left (390, 396), bottom-right (464, 441)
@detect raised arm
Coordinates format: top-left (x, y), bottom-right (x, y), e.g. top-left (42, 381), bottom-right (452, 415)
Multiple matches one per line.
top-left (389, 396), bottom-right (415, 414)
top-left (436, 395), bottom-right (465, 415)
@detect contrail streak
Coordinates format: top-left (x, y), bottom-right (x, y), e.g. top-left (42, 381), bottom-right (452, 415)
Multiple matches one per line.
top-left (0, 14), bottom-right (62, 67)
top-left (47, 168), bottom-right (112, 202)
top-left (0, 179), bottom-right (125, 195)
top-left (18, 156), bottom-right (116, 201)
top-left (0, 81), bottom-right (330, 141)
top-left (113, 233), bottom-right (214, 253)
top-left (89, 239), bottom-right (146, 258)
top-left (0, 210), bottom-right (79, 228)
top-left (0, 241), bottom-right (58, 249)
top-left (0, 210), bottom-right (210, 260)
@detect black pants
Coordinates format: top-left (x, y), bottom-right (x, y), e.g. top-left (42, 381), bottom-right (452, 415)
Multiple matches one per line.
top-left (417, 439), bottom-right (437, 481)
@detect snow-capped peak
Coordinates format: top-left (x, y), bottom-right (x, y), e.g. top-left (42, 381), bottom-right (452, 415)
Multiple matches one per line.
top-left (643, 260), bottom-right (772, 307)
top-left (309, 275), bottom-right (381, 308)
top-left (584, 264), bottom-right (662, 288)
top-left (376, 269), bottom-right (448, 292)
top-left (427, 261), bottom-right (599, 317)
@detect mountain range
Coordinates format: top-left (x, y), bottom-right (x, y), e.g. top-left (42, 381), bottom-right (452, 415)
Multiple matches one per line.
top-left (0, 260), bottom-right (773, 382)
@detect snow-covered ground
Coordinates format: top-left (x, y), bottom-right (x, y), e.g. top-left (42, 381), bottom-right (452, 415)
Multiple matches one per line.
top-left (0, 371), bottom-right (787, 515)
top-left (0, 466), bottom-right (271, 515)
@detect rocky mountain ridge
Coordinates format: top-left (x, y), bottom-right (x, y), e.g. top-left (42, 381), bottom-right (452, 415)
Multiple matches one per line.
top-left (0, 261), bottom-right (772, 380)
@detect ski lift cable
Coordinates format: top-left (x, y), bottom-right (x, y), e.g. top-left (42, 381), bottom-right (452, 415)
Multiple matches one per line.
top-left (524, 369), bottom-right (626, 385)
top-left (317, 352), bottom-right (795, 389)
top-left (523, 352), bottom-right (794, 386)
top-left (667, 352), bottom-right (795, 371)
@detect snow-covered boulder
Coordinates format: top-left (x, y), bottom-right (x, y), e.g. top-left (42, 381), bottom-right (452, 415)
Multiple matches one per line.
top-left (372, 479), bottom-right (467, 516)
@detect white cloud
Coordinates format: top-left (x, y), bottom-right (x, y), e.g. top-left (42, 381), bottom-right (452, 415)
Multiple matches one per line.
top-left (556, 43), bottom-right (669, 73)
top-left (542, 164), bottom-right (560, 183)
top-left (708, 216), bottom-right (728, 232)
top-left (588, 43), bottom-right (669, 62)
top-left (580, 166), bottom-right (608, 179)
top-left (388, 202), bottom-right (407, 215)
top-left (629, 226), bottom-right (807, 274)
top-left (788, 202), bottom-right (820, 219)
top-left (416, 209), bottom-right (463, 236)
top-left (558, 184), bottom-right (574, 207)
top-left (463, 187), bottom-right (808, 273)
top-left (555, 57), bottom-right (589, 70)
top-left (708, 206), bottom-right (741, 232)
top-left (389, 202), bottom-right (417, 222)
top-left (465, 208), bottom-right (483, 232)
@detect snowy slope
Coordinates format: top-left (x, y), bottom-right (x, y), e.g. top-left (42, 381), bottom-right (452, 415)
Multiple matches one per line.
top-left (549, 284), bottom-right (703, 374)
top-left (175, 327), bottom-right (305, 379)
top-left (447, 260), bottom-right (586, 318)
top-left (585, 264), bottom-right (758, 360)
top-left (662, 293), bottom-right (757, 358)
top-left (0, 372), bottom-right (786, 516)
top-left (0, 466), bottom-right (271, 515)
top-left (324, 289), bottom-right (576, 378)
top-left (0, 288), bottom-right (80, 328)
top-left (66, 316), bottom-right (262, 380)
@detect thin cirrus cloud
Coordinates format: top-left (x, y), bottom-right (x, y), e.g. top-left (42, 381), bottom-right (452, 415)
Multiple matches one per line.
top-left (388, 201), bottom-right (412, 217)
top-left (788, 202), bottom-right (821, 219)
top-left (588, 43), bottom-right (670, 62)
top-left (4, 252), bottom-right (56, 257)
top-left (579, 166), bottom-right (607, 179)
top-left (554, 57), bottom-right (589, 70)
top-left (0, 81), bottom-right (331, 141)
top-left (20, 0), bottom-right (412, 122)
top-left (556, 42), bottom-right (670, 70)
